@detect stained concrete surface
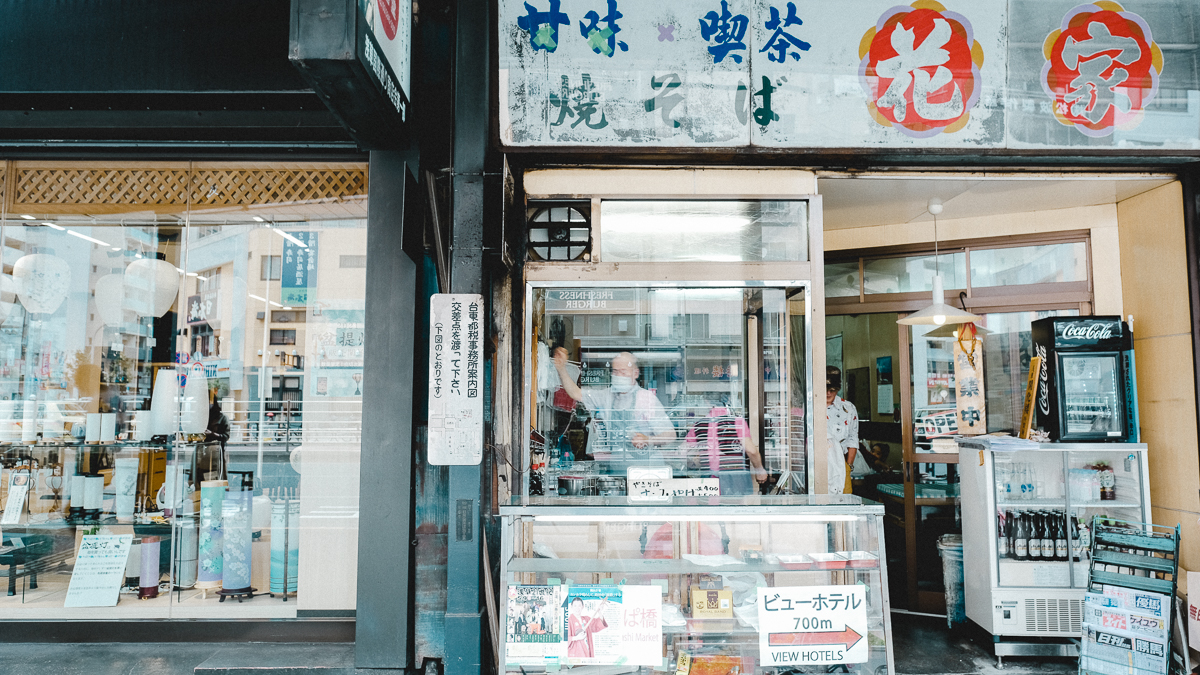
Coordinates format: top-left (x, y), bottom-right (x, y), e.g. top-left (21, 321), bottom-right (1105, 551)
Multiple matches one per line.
top-left (0, 615), bottom-right (1077, 674)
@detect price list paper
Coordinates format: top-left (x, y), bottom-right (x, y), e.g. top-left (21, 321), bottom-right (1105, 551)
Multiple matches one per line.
top-left (428, 294), bottom-right (484, 465)
top-left (64, 535), bottom-right (133, 607)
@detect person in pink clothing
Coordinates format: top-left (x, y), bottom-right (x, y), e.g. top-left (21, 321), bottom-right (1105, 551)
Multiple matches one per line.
top-left (566, 596), bottom-right (610, 658)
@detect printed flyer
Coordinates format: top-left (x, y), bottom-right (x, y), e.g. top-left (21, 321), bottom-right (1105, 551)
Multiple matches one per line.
top-left (505, 585), bottom-right (563, 666)
top-left (562, 584), bottom-right (663, 667)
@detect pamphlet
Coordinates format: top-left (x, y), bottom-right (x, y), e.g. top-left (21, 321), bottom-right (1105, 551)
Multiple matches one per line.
top-left (505, 585), bottom-right (564, 666)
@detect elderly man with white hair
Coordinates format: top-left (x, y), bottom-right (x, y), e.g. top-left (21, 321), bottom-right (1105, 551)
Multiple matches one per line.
top-left (553, 347), bottom-right (677, 472)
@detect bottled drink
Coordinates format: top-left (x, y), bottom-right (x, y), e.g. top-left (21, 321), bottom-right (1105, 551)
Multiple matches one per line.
top-left (1040, 513), bottom-right (1055, 559)
top-left (1013, 513), bottom-right (1029, 561)
top-left (1054, 512), bottom-right (1068, 561)
top-left (1028, 512), bottom-right (1042, 559)
top-left (997, 511), bottom-right (1009, 558)
top-left (1006, 510), bottom-right (1016, 559)
top-left (1077, 516), bottom-right (1091, 560)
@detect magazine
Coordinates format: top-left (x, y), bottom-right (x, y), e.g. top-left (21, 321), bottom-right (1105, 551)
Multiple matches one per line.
top-left (506, 585), bottom-right (564, 665)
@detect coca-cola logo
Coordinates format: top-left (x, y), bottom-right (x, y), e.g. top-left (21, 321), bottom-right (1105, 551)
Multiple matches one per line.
top-left (1059, 323), bottom-right (1116, 341)
top-left (1036, 343), bottom-right (1050, 416)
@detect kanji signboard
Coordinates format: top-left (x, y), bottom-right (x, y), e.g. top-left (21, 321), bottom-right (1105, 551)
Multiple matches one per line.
top-left (757, 585), bottom-right (869, 666)
top-left (500, 0), bottom-right (1198, 150)
top-left (428, 294), bottom-right (485, 465)
top-left (281, 232), bottom-right (318, 307)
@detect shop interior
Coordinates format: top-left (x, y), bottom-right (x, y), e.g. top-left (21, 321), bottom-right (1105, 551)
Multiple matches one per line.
top-left (817, 173), bottom-right (1189, 625)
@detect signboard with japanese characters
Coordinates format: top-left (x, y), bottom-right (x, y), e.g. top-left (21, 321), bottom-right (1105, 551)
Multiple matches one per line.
top-left (186, 290), bottom-right (219, 327)
top-left (501, 0), bottom-right (1199, 150)
top-left (953, 337), bottom-right (986, 435)
top-left (757, 585), bottom-right (869, 666)
top-left (281, 231), bottom-right (318, 307)
top-left (64, 535), bottom-right (133, 608)
top-left (429, 294), bottom-right (485, 465)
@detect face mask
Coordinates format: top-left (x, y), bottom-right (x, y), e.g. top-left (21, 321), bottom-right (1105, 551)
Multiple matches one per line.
top-left (611, 375), bottom-right (636, 393)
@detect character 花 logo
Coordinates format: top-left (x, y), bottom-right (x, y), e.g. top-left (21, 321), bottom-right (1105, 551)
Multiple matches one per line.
top-left (1041, 2), bottom-right (1162, 137)
top-left (859, 1), bottom-right (983, 138)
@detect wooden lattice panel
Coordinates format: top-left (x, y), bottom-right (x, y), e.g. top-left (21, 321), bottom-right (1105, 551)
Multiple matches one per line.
top-left (8, 163), bottom-right (368, 215)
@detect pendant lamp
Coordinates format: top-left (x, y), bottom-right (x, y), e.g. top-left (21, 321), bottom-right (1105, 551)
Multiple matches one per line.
top-left (898, 198), bottom-right (981, 327)
top-left (93, 274), bottom-right (127, 327)
top-left (125, 255), bottom-right (179, 318)
top-left (13, 250), bottom-right (71, 315)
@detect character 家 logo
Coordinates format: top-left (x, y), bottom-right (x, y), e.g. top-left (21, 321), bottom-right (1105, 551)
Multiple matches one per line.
top-left (1041, 2), bottom-right (1162, 137)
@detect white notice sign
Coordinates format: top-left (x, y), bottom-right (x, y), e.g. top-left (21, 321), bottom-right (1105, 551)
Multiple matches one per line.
top-left (64, 535), bottom-right (133, 608)
top-left (758, 585), bottom-right (868, 666)
top-left (428, 294), bottom-right (485, 465)
top-left (1, 471), bottom-right (30, 525)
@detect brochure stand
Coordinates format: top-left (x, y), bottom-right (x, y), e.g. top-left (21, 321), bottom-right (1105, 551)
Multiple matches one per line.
top-left (1081, 517), bottom-right (1185, 675)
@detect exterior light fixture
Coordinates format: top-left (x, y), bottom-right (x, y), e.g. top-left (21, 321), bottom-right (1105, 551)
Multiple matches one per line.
top-left (898, 198), bottom-right (981, 327)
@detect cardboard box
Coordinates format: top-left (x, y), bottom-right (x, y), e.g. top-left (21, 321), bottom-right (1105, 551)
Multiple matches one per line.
top-left (691, 587), bottom-right (733, 618)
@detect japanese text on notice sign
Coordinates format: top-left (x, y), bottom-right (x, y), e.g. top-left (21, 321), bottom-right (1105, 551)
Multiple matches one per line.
top-left (757, 585), bottom-right (868, 666)
top-left (428, 294), bottom-right (484, 465)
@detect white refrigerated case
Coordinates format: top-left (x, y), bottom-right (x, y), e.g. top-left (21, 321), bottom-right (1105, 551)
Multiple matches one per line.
top-left (956, 439), bottom-right (1151, 662)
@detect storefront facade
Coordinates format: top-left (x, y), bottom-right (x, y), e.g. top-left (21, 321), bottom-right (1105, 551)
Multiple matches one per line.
top-left (1, 2), bottom-right (1200, 675)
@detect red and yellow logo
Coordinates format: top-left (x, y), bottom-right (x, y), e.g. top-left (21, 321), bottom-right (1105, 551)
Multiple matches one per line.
top-left (1041, 2), bottom-right (1162, 137)
top-left (859, 1), bottom-right (984, 138)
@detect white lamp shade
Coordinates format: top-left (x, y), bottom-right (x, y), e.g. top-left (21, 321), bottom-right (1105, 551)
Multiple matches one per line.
top-left (149, 368), bottom-right (181, 436)
top-left (13, 253), bottom-right (71, 314)
top-left (94, 274), bottom-right (127, 327)
top-left (897, 275), bottom-right (982, 326)
top-left (181, 361), bottom-right (209, 434)
top-left (125, 258), bottom-right (179, 317)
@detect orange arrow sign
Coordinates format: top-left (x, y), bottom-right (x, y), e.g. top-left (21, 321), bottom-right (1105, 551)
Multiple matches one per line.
top-left (769, 626), bottom-right (863, 650)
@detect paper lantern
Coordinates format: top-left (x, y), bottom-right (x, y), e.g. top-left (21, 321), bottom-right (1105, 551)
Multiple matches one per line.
top-left (124, 258), bottom-right (179, 318)
top-left (270, 499), bottom-right (299, 595)
top-left (173, 518), bottom-right (199, 589)
top-left (148, 368), bottom-right (180, 437)
top-left (181, 361), bottom-right (209, 435)
top-left (132, 410), bottom-right (152, 441)
top-left (221, 487), bottom-right (254, 592)
top-left (13, 253), bottom-right (71, 314)
top-left (21, 398), bottom-right (37, 442)
top-left (93, 274), bottom-right (126, 327)
top-left (0, 274), bottom-right (18, 326)
top-left (140, 536), bottom-right (161, 599)
top-left (197, 480), bottom-right (227, 589)
top-left (113, 457), bottom-right (138, 523)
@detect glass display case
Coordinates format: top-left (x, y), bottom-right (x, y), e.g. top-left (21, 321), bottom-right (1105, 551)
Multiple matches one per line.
top-left (499, 495), bottom-right (893, 675)
top-left (956, 439), bottom-right (1150, 659)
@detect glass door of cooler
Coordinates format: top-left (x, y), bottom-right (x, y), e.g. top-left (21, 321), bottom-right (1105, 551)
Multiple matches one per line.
top-left (991, 450), bottom-right (1075, 588)
top-left (1058, 353), bottom-right (1124, 440)
top-left (1064, 448), bottom-right (1146, 588)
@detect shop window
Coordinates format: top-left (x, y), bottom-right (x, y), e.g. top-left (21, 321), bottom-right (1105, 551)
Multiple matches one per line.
top-left (970, 242), bottom-right (1087, 288)
top-left (261, 254), bottom-right (281, 280)
top-left (825, 260), bottom-right (860, 298)
top-left (527, 201), bottom-right (591, 261)
top-left (864, 252), bottom-right (967, 294)
top-left (599, 200), bottom-right (808, 263)
top-left (528, 285), bottom-right (810, 498)
top-left (0, 163), bottom-right (367, 622)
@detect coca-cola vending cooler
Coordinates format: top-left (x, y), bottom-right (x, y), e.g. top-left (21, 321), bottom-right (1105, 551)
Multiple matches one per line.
top-left (1031, 316), bottom-right (1137, 442)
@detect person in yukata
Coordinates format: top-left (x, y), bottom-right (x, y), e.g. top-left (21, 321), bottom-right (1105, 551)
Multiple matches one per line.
top-left (566, 596), bottom-right (610, 658)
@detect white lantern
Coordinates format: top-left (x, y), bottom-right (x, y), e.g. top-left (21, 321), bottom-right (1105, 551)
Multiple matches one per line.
top-left (149, 368), bottom-right (180, 437)
top-left (181, 361), bottom-right (209, 435)
top-left (0, 274), bottom-right (18, 326)
top-left (13, 253), bottom-right (71, 314)
top-left (93, 273), bottom-right (126, 327)
top-left (125, 257), bottom-right (179, 318)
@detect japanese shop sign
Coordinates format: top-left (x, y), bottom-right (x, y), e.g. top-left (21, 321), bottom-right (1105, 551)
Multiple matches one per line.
top-left (187, 290), bottom-right (219, 327)
top-left (64, 535), bottom-right (133, 607)
top-left (429, 294), bottom-right (485, 465)
top-left (953, 337), bottom-right (986, 435)
top-left (545, 289), bottom-right (638, 313)
top-left (501, 0), bottom-right (1191, 150)
top-left (281, 231), bottom-right (318, 307)
top-left (757, 585), bottom-right (868, 666)
top-left (361, 0), bottom-right (411, 120)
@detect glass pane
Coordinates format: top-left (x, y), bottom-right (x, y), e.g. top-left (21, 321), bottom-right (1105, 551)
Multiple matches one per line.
top-left (992, 451), bottom-right (1076, 588)
top-left (0, 166), bottom-right (367, 620)
top-left (529, 286), bottom-right (809, 497)
top-left (970, 242), bottom-right (1088, 288)
top-left (1061, 354), bottom-right (1124, 436)
top-left (600, 201), bottom-right (808, 263)
top-left (910, 325), bottom-right (957, 452)
top-left (824, 261), bottom-right (859, 298)
top-left (979, 309), bottom-right (1078, 434)
top-left (864, 253), bottom-right (966, 294)
top-left (1064, 450), bottom-right (1145, 587)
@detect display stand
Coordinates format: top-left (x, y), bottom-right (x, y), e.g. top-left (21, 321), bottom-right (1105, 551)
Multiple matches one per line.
top-left (1080, 518), bottom-right (1184, 675)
